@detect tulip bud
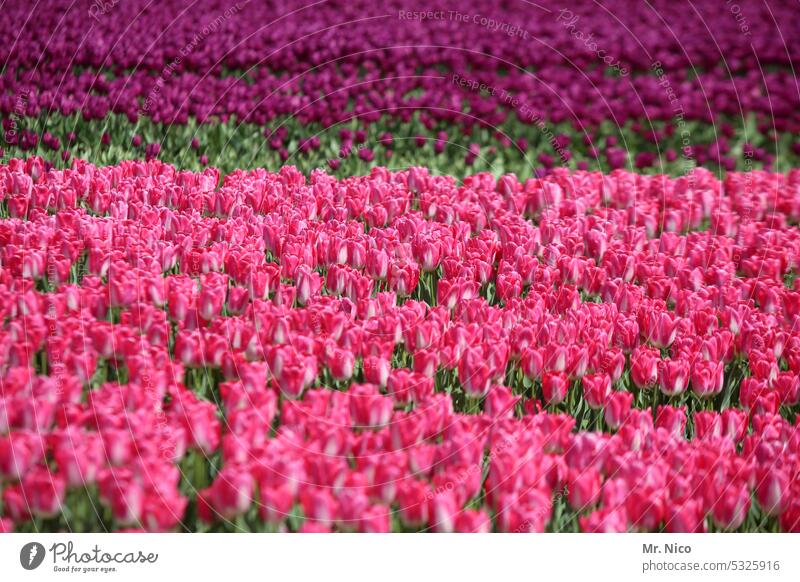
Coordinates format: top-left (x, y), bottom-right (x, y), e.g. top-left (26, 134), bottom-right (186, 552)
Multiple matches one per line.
top-left (542, 372), bottom-right (569, 406)
top-left (755, 467), bottom-right (789, 516)
top-left (630, 348), bottom-right (658, 389)
top-left (711, 481), bottom-right (750, 531)
top-left (693, 411), bottom-right (722, 440)
top-left (691, 360), bottom-right (724, 398)
top-left (658, 359), bottom-right (690, 397)
top-left (655, 405), bottom-right (687, 437)
top-left (484, 385), bottom-right (520, 418)
top-left (582, 373), bottom-right (611, 410)
top-left (603, 391), bottom-right (633, 430)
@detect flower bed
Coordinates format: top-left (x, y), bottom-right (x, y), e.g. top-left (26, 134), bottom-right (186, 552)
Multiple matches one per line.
top-left (1, 157), bottom-right (798, 532)
top-left (2, 0), bottom-right (800, 175)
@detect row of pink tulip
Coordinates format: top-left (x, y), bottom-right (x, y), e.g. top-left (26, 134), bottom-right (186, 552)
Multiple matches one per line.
top-left (1, 157), bottom-right (799, 532)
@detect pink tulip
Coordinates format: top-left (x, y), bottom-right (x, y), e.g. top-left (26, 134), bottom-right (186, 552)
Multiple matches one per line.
top-left (630, 348), bottom-right (659, 389)
top-left (260, 485), bottom-right (294, 526)
top-left (430, 490), bottom-right (459, 533)
top-left (658, 359), bottom-right (690, 396)
top-left (21, 468), bottom-right (66, 518)
top-left (0, 432), bottom-right (41, 481)
top-left (665, 499), bottom-right (706, 533)
top-left (386, 370), bottom-right (433, 405)
top-left (603, 391), bottom-right (633, 430)
top-left (542, 372), bottom-right (569, 406)
top-left (755, 467), bottom-right (789, 516)
top-left (363, 356), bottom-right (390, 387)
top-left (198, 468), bottom-right (254, 521)
top-left (484, 385), bottom-right (520, 418)
top-left (720, 408), bottom-right (748, 442)
top-left (454, 509), bottom-right (492, 533)
top-left (458, 347), bottom-right (492, 398)
top-left (693, 411), bottom-right (722, 440)
top-left (348, 384), bottom-right (393, 430)
top-left (691, 360), bottom-right (724, 397)
top-left (568, 467), bottom-right (601, 511)
top-left (396, 481), bottom-right (430, 528)
top-left (579, 508), bottom-right (628, 532)
top-left (582, 373), bottom-right (611, 410)
top-left (711, 481), bottom-right (751, 531)
top-left (655, 405), bottom-right (687, 437)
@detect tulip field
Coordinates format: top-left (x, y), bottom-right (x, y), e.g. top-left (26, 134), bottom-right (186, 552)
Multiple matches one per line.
top-left (3, 0), bottom-right (800, 176)
top-left (1, 159), bottom-right (799, 533)
top-left (1, 0), bottom-right (800, 535)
